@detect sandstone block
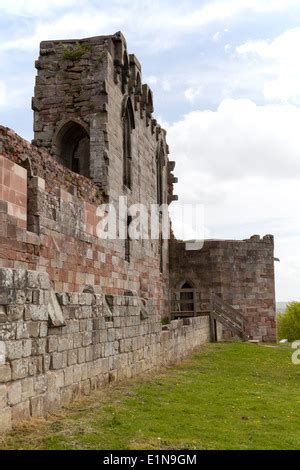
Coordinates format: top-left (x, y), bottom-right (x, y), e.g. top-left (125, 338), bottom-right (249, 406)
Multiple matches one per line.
top-left (34, 375), bottom-right (47, 394)
top-left (13, 270), bottom-right (27, 289)
top-left (7, 380), bottom-right (22, 405)
top-left (0, 269), bottom-right (13, 288)
top-left (51, 351), bottom-right (67, 370)
top-left (21, 377), bottom-right (34, 400)
top-left (6, 305), bottom-right (24, 322)
top-left (0, 364), bottom-right (12, 383)
top-left (47, 336), bottom-right (58, 353)
top-left (38, 273), bottom-right (51, 290)
top-left (27, 321), bottom-right (40, 338)
top-left (27, 271), bottom-right (40, 289)
top-left (28, 356), bottom-right (43, 376)
top-left (64, 366), bottom-right (74, 386)
top-left (11, 358), bottom-right (28, 380)
top-left (25, 304), bottom-right (48, 321)
top-left (16, 321), bottom-right (29, 340)
top-left (12, 400), bottom-right (30, 423)
top-left (0, 407), bottom-right (12, 433)
top-left (30, 394), bottom-right (45, 418)
top-left (0, 384), bottom-right (7, 409)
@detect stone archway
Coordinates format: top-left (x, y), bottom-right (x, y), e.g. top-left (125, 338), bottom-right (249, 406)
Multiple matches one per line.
top-left (55, 121), bottom-right (90, 177)
top-left (180, 281), bottom-right (195, 313)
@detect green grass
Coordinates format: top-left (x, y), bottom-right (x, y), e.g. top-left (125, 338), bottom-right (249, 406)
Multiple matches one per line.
top-left (1, 343), bottom-right (300, 450)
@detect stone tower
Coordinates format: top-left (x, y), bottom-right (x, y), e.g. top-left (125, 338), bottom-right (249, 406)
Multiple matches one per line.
top-left (32, 32), bottom-right (178, 204)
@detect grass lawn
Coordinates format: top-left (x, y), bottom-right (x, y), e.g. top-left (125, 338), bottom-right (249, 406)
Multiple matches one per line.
top-left (1, 342), bottom-right (299, 450)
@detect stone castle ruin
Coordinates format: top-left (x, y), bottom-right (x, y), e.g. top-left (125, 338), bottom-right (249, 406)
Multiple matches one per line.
top-left (0, 32), bottom-right (276, 433)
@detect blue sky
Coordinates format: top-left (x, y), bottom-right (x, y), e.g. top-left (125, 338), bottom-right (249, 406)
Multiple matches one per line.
top-left (1, 0), bottom-right (300, 301)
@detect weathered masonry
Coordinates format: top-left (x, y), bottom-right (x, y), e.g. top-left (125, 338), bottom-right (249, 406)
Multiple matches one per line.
top-left (169, 237), bottom-right (276, 342)
top-left (0, 32), bottom-right (276, 432)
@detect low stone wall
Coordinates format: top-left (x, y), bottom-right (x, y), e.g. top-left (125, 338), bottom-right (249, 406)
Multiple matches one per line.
top-left (0, 268), bottom-right (210, 433)
top-left (160, 317), bottom-right (210, 367)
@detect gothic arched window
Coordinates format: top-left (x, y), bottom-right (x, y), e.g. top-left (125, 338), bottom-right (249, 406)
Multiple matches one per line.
top-left (156, 145), bottom-right (165, 205)
top-left (122, 97), bottom-right (135, 189)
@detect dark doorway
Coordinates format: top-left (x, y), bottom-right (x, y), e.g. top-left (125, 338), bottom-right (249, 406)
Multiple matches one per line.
top-left (180, 281), bottom-right (195, 314)
top-left (57, 121), bottom-right (90, 177)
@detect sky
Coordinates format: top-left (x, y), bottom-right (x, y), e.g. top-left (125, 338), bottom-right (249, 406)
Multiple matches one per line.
top-left (0, 0), bottom-right (300, 301)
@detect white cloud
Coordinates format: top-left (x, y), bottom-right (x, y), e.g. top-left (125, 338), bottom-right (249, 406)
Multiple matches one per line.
top-left (0, 0), bottom-right (78, 17)
top-left (162, 80), bottom-right (171, 92)
top-left (145, 76), bottom-right (158, 85)
top-left (236, 28), bottom-right (300, 104)
top-left (212, 32), bottom-right (221, 42)
top-left (0, 82), bottom-right (6, 106)
top-left (168, 98), bottom-right (300, 180)
top-left (275, 236), bottom-right (300, 301)
top-left (184, 86), bottom-right (202, 103)
top-left (236, 28), bottom-right (300, 60)
top-left (0, 11), bottom-right (124, 52)
top-left (1, 0), bottom-right (299, 53)
top-left (167, 98), bottom-right (300, 300)
top-left (176, 0), bottom-right (300, 29)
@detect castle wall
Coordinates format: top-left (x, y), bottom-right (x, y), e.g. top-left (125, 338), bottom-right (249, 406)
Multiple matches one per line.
top-left (0, 29), bottom-right (277, 434)
top-left (30, 33), bottom-right (175, 317)
top-left (104, 51), bottom-right (170, 315)
top-left (169, 237), bottom-right (276, 342)
top-left (0, 267), bottom-right (210, 433)
top-left (0, 144), bottom-right (169, 316)
top-left (0, 134), bottom-right (211, 433)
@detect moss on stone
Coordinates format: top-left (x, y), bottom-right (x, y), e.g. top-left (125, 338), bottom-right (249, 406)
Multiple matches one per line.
top-left (63, 43), bottom-right (91, 61)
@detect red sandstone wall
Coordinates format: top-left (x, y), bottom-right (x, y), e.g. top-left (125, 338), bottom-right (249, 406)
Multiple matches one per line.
top-left (0, 156), bottom-right (27, 230)
top-left (0, 129), bottom-right (169, 317)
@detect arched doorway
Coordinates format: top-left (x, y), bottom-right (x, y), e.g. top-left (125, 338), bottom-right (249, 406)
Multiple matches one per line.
top-left (56, 121), bottom-right (90, 177)
top-left (180, 281), bottom-right (195, 314)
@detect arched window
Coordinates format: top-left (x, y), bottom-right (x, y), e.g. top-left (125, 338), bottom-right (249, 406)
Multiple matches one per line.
top-left (156, 145), bottom-right (165, 205)
top-left (180, 281), bottom-right (195, 314)
top-left (122, 97), bottom-right (135, 189)
top-left (56, 121), bottom-right (90, 177)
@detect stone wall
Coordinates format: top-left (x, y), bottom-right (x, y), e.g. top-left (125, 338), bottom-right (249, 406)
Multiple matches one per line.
top-left (0, 268), bottom-right (210, 433)
top-left (169, 236), bottom-right (276, 342)
top-left (0, 145), bottom-right (170, 317)
top-left (0, 32), bottom-right (178, 317)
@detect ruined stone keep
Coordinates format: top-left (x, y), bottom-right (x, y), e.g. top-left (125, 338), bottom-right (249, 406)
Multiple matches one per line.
top-left (0, 32), bottom-right (276, 433)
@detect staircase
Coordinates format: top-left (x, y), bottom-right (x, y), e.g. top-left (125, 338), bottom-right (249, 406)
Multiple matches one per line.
top-left (210, 293), bottom-right (248, 341)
